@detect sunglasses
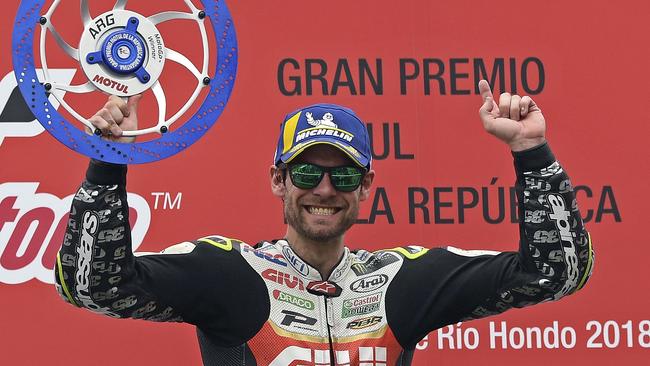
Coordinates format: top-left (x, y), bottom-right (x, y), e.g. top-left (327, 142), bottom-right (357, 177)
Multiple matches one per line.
top-left (283, 163), bottom-right (366, 192)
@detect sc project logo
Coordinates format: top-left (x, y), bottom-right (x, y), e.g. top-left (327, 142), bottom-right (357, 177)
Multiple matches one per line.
top-left (0, 182), bottom-right (150, 285)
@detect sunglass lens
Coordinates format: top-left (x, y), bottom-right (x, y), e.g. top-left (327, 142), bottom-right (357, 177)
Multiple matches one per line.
top-left (289, 164), bottom-right (364, 192)
top-left (330, 167), bottom-right (364, 192)
top-left (290, 164), bottom-right (324, 189)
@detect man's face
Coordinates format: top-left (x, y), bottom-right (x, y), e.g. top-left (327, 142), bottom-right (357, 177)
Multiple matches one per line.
top-left (276, 144), bottom-right (373, 243)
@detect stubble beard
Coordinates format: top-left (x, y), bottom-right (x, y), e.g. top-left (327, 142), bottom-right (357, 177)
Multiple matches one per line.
top-left (284, 198), bottom-right (358, 243)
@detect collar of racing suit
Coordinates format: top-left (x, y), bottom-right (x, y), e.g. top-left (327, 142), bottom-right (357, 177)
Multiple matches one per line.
top-left (273, 239), bottom-right (354, 283)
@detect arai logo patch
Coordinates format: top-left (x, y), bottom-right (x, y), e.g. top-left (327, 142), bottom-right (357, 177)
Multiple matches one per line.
top-left (350, 274), bottom-right (388, 293)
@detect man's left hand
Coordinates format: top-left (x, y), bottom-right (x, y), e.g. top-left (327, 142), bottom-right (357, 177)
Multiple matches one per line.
top-left (478, 79), bottom-right (546, 151)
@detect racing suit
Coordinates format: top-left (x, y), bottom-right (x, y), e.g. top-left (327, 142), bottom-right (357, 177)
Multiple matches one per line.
top-left (54, 143), bottom-right (594, 365)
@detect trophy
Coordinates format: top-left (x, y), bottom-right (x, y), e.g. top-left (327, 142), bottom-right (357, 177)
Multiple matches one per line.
top-left (12, 0), bottom-right (237, 163)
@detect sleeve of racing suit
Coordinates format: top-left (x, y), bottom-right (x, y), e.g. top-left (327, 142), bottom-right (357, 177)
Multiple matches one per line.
top-left (53, 160), bottom-right (269, 347)
top-left (385, 142), bottom-right (595, 349)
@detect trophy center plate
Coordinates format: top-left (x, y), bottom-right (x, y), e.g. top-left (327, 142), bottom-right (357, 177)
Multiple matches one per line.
top-left (78, 10), bottom-right (166, 96)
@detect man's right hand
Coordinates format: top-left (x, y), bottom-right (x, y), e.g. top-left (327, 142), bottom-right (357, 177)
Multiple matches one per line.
top-left (88, 94), bottom-right (142, 143)
top-left (477, 80), bottom-right (546, 152)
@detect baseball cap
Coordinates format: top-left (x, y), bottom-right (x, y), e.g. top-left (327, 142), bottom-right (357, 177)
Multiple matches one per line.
top-left (273, 103), bottom-right (372, 169)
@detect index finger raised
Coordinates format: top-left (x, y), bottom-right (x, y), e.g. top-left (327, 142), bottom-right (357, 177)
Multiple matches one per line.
top-left (478, 79), bottom-right (493, 102)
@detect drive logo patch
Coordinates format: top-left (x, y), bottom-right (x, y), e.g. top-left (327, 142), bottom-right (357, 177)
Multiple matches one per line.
top-left (0, 69), bottom-right (76, 146)
top-left (0, 182), bottom-right (150, 284)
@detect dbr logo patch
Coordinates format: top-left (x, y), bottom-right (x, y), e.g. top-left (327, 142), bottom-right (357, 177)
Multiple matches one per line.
top-left (0, 69), bottom-right (76, 145)
top-left (0, 182), bottom-right (150, 284)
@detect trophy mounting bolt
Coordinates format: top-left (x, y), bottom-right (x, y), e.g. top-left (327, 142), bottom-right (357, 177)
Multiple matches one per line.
top-left (160, 126), bottom-right (168, 133)
top-left (44, 83), bottom-right (52, 91)
top-left (39, 17), bottom-right (47, 25)
top-left (198, 10), bottom-right (206, 19)
top-left (202, 77), bottom-right (211, 85)
top-left (94, 129), bottom-right (102, 136)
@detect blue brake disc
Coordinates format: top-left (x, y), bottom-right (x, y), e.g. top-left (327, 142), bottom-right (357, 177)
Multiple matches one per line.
top-left (12, 0), bottom-right (237, 164)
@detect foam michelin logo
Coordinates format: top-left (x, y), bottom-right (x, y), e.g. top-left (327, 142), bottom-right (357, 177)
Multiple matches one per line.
top-left (0, 68), bottom-right (76, 146)
top-left (0, 182), bottom-right (150, 285)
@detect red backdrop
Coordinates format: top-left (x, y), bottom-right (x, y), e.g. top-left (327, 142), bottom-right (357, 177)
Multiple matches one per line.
top-left (1, 0), bottom-right (647, 365)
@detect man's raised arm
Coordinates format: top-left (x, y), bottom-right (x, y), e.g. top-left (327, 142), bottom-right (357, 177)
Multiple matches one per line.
top-left (385, 81), bottom-right (594, 348)
top-left (53, 96), bottom-right (268, 346)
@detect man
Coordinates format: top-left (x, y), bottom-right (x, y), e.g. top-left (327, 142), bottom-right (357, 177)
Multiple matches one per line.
top-left (54, 80), bottom-right (594, 365)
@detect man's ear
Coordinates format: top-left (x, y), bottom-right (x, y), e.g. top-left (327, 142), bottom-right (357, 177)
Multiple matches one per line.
top-left (359, 169), bottom-right (375, 201)
top-left (270, 165), bottom-right (286, 198)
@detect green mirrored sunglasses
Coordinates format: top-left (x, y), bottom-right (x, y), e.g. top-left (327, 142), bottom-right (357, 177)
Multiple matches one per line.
top-left (284, 163), bottom-right (366, 192)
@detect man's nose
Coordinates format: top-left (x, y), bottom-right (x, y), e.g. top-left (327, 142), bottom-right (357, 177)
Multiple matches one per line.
top-left (312, 173), bottom-right (337, 197)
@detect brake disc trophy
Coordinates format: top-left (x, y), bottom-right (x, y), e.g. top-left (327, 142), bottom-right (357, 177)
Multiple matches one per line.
top-left (12, 0), bottom-right (237, 163)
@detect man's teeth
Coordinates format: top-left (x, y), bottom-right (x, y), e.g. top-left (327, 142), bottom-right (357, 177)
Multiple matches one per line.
top-left (308, 207), bottom-right (337, 215)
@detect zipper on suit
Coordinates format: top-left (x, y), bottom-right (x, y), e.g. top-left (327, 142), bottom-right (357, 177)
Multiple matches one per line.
top-left (324, 296), bottom-right (335, 366)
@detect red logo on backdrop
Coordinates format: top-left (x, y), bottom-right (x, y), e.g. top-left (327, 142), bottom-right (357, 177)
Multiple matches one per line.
top-left (0, 182), bottom-right (150, 284)
top-left (307, 280), bottom-right (342, 297)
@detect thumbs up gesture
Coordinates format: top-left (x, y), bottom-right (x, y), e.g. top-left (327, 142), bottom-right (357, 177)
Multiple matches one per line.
top-left (88, 94), bottom-right (142, 143)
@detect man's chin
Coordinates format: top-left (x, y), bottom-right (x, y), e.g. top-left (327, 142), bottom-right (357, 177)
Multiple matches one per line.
top-left (300, 217), bottom-right (357, 242)
top-left (300, 228), bottom-right (344, 243)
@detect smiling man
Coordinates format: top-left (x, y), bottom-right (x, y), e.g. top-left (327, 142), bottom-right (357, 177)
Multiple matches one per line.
top-left (54, 81), bottom-right (594, 366)
top-left (271, 104), bottom-right (375, 280)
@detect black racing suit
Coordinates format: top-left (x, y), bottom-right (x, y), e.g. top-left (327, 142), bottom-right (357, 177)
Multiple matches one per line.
top-left (54, 143), bottom-right (594, 365)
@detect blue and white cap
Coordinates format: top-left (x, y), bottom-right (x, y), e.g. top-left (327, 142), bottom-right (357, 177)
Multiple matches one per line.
top-left (274, 103), bottom-right (372, 168)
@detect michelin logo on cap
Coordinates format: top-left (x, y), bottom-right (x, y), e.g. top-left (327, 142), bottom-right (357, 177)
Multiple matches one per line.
top-left (306, 112), bottom-right (337, 128)
top-left (295, 111), bottom-right (354, 144)
top-left (274, 103), bottom-right (372, 168)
